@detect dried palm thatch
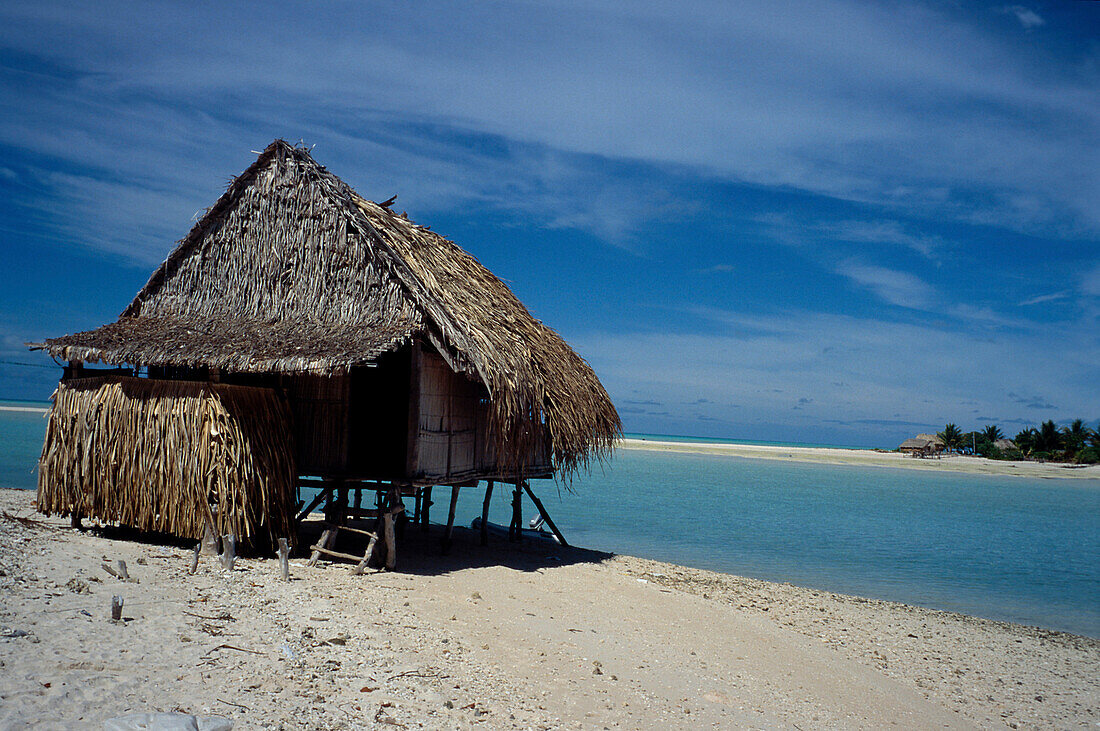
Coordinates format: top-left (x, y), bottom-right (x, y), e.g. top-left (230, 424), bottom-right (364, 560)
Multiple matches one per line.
top-left (37, 376), bottom-right (296, 548)
top-left (39, 140), bottom-right (620, 475)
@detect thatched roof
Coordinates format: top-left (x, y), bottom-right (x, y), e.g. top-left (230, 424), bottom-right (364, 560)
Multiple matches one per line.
top-left (898, 438), bottom-right (932, 450)
top-left (39, 140), bottom-right (620, 473)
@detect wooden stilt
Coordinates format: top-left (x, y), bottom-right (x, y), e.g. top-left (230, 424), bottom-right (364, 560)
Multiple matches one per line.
top-left (420, 486), bottom-right (433, 531)
top-left (323, 479), bottom-right (339, 524)
top-left (480, 481), bottom-right (494, 546)
top-left (521, 482), bottom-right (569, 547)
top-left (383, 513), bottom-right (397, 570)
top-left (442, 485), bottom-right (460, 554)
top-left (509, 484), bottom-right (522, 542)
top-left (413, 488), bottom-right (423, 524)
top-left (335, 481), bottom-right (349, 524)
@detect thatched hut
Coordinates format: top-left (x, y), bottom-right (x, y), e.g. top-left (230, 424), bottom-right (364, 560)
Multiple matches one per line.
top-left (33, 140), bottom-right (620, 553)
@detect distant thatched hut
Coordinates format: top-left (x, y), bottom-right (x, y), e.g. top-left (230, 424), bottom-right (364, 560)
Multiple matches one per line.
top-left (898, 437), bottom-right (931, 454)
top-left (34, 140), bottom-right (620, 551)
top-left (899, 433), bottom-right (946, 458)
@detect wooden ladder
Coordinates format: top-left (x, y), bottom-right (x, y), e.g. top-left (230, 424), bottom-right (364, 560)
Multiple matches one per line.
top-left (307, 498), bottom-right (406, 573)
top-left (308, 522), bottom-right (381, 574)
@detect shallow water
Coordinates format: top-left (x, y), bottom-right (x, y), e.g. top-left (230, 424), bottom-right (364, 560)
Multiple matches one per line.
top-left (4, 404), bottom-right (1098, 636)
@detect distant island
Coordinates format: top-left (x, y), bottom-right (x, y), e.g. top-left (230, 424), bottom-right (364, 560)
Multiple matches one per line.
top-left (899, 419), bottom-right (1099, 464)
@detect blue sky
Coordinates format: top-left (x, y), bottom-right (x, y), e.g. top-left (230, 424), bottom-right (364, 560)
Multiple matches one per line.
top-left (1, 0), bottom-right (1097, 447)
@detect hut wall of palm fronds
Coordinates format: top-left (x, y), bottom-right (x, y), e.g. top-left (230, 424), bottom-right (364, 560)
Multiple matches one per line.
top-left (37, 376), bottom-right (296, 549)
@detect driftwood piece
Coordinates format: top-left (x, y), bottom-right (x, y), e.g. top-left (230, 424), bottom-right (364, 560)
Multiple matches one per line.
top-left (220, 534), bottom-right (236, 570)
top-left (101, 562), bottom-right (121, 579)
top-left (111, 595), bottom-right (123, 621)
top-left (116, 560), bottom-right (131, 582)
top-left (189, 543), bottom-right (201, 575)
top-left (277, 538), bottom-right (290, 582)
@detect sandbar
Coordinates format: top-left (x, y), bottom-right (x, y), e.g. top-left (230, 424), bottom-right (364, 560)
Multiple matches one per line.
top-left (619, 438), bottom-right (1100, 479)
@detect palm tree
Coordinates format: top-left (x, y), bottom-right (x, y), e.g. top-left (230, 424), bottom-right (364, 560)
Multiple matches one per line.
top-left (1015, 428), bottom-right (1037, 455)
top-left (937, 423), bottom-right (964, 453)
top-left (1062, 419), bottom-right (1090, 455)
top-left (1033, 420), bottom-right (1063, 454)
top-left (981, 425), bottom-right (1003, 443)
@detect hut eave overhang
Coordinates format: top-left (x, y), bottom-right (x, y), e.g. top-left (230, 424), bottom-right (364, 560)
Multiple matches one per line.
top-left (41, 313), bottom-right (422, 374)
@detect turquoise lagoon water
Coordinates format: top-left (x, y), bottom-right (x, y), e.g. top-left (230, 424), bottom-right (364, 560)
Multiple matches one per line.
top-left (3, 403), bottom-right (1098, 637)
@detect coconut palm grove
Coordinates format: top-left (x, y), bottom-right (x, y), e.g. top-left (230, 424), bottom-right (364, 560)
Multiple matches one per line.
top-left (924, 419), bottom-right (1100, 464)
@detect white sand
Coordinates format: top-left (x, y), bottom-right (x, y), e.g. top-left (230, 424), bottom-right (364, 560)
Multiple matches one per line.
top-left (1, 487), bottom-right (1097, 729)
top-left (619, 438), bottom-right (1100, 479)
top-left (0, 406), bottom-right (48, 414)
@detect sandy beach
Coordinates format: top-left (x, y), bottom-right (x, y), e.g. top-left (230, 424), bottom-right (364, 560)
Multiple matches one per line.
top-left (1, 488), bottom-right (1096, 729)
top-left (619, 438), bottom-right (1100, 480)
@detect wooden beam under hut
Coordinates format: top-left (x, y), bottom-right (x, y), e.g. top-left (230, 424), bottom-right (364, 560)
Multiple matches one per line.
top-left (509, 483), bottom-right (522, 542)
top-left (522, 481), bottom-right (568, 547)
top-left (442, 485), bottom-right (460, 554)
top-left (480, 480), bottom-right (494, 546)
top-left (420, 486), bottom-right (433, 531)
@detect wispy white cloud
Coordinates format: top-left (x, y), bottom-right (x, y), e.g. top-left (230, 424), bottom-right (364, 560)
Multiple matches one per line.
top-left (756, 214), bottom-right (947, 260)
top-left (1000, 5), bottom-right (1045, 30)
top-left (1019, 291), bottom-right (1070, 306)
top-left (835, 261), bottom-right (935, 309)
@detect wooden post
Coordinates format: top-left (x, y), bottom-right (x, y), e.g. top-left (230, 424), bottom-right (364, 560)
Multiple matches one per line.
top-left (413, 487), bottom-right (423, 525)
top-left (70, 510), bottom-right (83, 530)
top-left (509, 484), bottom-right (523, 542)
top-left (116, 560), bottom-right (131, 582)
top-left (405, 340), bottom-right (422, 480)
top-left (480, 481), bottom-right (494, 546)
top-left (442, 485), bottom-right (460, 554)
top-left (277, 538), bottom-right (290, 582)
top-left (201, 523), bottom-right (219, 555)
top-left (325, 479), bottom-right (348, 525)
top-left (522, 482), bottom-right (569, 547)
top-left (110, 595), bottom-right (123, 622)
top-left (189, 543), bottom-right (201, 575)
top-left (383, 513), bottom-right (397, 570)
top-left (220, 534), bottom-right (236, 570)
top-left (420, 486), bottom-right (433, 531)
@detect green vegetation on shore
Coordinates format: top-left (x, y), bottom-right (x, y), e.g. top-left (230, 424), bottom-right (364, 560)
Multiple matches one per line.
top-left (933, 419), bottom-right (1100, 464)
